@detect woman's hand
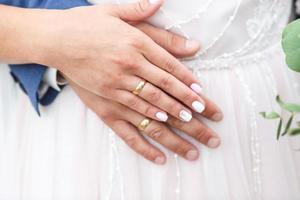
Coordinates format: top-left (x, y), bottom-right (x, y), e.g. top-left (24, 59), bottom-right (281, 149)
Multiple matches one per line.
top-left (70, 80), bottom-right (221, 165)
top-left (35, 0), bottom-right (223, 123)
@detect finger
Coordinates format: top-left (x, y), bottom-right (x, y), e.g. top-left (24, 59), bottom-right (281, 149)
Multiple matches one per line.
top-left (128, 116), bottom-right (199, 161)
top-left (200, 95), bottom-right (223, 122)
top-left (109, 0), bottom-right (163, 22)
top-left (136, 23), bottom-right (200, 58)
top-left (167, 116), bottom-right (221, 148)
top-left (140, 35), bottom-right (203, 93)
top-left (113, 90), bottom-right (169, 122)
top-left (121, 76), bottom-right (192, 122)
top-left (109, 120), bottom-right (166, 165)
top-left (135, 60), bottom-right (207, 118)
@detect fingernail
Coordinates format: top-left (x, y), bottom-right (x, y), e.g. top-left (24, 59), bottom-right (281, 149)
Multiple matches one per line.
top-left (211, 112), bottom-right (223, 121)
top-left (155, 112), bottom-right (168, 122)
top-left (185, 149), bottom-right (198, 161)
top-left (149, 0), bottom-right (161, 5)
top-left (190, 83), bottom-right (203, 95)
top-left (192, 101), bottom-right (205, 113)
top-left (154, 156), bottom-right (165, 165)
top-left (179, 110), bottom-right (192, 122)
top-left (185, 40), bottom-right (200, 50)
top-left (207, 137), bottom-right (221, 148)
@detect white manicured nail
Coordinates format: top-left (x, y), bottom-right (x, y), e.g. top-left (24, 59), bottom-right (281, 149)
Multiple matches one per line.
top-left (190, 83), bottom-right (203, 95)
top-left (192, 101), bottom-right (205, 113)
top-left (149, 0), bottom-right (161, 5)
top-left (185, 40), bottom-right (200, 50)
top-left (155, 112), bottom-right (168, 122)
top-left (179, 110), bottom-right (192, 122)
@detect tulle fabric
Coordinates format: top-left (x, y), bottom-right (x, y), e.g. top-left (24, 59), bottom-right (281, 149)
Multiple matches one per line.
top-left (1, 0), bottom-right (300, 199)
top-left (0, 47), bottom-right (300, 200)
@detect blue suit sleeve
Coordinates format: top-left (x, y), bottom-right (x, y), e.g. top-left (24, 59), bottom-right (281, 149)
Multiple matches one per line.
top-left (1, 0), bottom-right (91, 114)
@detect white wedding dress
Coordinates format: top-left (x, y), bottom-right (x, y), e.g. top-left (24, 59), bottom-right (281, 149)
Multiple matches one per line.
top-left (0, 0), bottom-right (300, 199)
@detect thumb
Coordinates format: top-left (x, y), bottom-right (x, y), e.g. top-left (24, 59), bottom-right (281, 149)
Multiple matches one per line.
top-left (111, 0), bottom-right (163, 22)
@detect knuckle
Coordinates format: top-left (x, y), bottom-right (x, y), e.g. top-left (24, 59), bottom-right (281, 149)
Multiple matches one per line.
top-left (112, 53), bottom-right (131, 66)
top-left (141, 148), bottom-right (156, 161)
top-left (134, 1), bottom-right (147, 16)
top-left (159, 75), bottom-right (172, 90)
top-left (113, 52), bottom-right (140, 70)
top-left (167, 102), bottom-right (181, 114)
top-left (124, 134), bottom-right (139, 148)
top-left (170, 118), bottom-right (186, 129)
top-left (173, 141), bottom-right (190, 155)
top-left (125, 96), bottom-right (139, 108)
top-left (127, 36), bottom-right (144, 49)
top-left (168, 34), bottom-right (182, 47)
top-left (183, 91), bottom-right (198, 103)
top-left (195, 128), bottom-right (209, 142)
top-left (144, 105), bottom-right (155, 116)
top-left (98, 109), bottom-right (113, 122)
top-left (147, 126), bottom-right (164, 140)
top-left (96, 82), bottom-right (108, 95)
top-left (164, 59), bottom-right (176, 74)
top-left (181, 73), bottom-right (195, 85)
top-left (147, 89), bottom-right (162, 103)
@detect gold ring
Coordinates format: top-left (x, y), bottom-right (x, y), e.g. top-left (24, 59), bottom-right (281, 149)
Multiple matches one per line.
top-left (138, 118), bottom-right (151, 131)
top-left (132, 81), bottom-right (146, 95)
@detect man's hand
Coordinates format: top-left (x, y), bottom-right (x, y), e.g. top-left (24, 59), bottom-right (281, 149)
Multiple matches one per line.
top-left (34, 0), bottom-right (223, 123)
top-left (70, 80), bottom-right (221, 165)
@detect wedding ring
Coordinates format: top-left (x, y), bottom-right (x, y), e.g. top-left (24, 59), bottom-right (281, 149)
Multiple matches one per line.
top-left (132, 81), bottom-right (146, 95)
top-left (137, 118), bottom-right (151, 131)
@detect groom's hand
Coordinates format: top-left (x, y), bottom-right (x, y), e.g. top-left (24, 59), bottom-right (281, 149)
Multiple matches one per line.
top-left (70, 80), bottom-right (220, 165)
top-left (33, 0), bottom-right (223, 123)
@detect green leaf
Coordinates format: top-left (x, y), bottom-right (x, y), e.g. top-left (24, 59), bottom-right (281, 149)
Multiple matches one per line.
top-left (282, 19), bottom-right (300, 72)
top-left (276, 95), bottom-right (300, 113)
top-left (260, 111), bottom-right (280, 119)
top-left (288, 128), bottom-right (300, 136)
top-left (282, 114), bottom-right (294, 136)
top-left (277, 119), bottom-right (283, 140)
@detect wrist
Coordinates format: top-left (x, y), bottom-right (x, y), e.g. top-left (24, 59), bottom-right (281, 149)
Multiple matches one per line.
top-left (25, 9), bottom-right (64, 69)
top-left (0, 5), bottom-right (62, 65)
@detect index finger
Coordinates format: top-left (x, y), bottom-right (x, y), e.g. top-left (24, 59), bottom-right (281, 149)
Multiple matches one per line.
top-left (140, 36), bottom-right (203, 94)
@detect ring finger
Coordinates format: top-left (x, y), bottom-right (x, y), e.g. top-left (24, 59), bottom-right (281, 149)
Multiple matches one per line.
top-left (127, 113), bottom-right (199, 161)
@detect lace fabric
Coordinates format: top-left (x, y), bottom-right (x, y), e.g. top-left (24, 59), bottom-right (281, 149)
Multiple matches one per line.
top-left (87, 1), bottom-right (295, 199)
top-left (0, 1), bottom-right (299, 200)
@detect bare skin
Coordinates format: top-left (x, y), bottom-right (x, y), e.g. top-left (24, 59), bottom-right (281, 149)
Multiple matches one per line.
top-left (0, 0), bottom-right (223, 164)
top-left (70, 80), bottom-right (221, 165)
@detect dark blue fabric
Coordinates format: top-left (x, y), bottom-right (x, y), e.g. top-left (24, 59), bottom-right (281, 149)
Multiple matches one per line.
top-left (2, 0), bottom-right (91, 114)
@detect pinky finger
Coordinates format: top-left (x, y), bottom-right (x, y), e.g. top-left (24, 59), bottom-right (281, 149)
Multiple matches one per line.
top-left (110, 120), bottom-right (166, 165)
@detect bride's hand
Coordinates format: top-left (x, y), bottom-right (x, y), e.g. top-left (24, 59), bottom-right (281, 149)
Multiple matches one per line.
top-left (70, 81), bottom-right (220, 165)
top-left (36, 0), bottom-right (223, 122)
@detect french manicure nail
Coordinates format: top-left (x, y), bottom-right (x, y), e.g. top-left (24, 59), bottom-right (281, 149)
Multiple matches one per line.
top-left (207, 137), bottom-right (221, 148)
top-left (185, 40), bottom-right (201, 50)
top-left (179, 110), bottom-right (192, 122)
top-left (211, 112), bottom-right (223, 121)
top-left (149, 0), bottom-right (161, 5)
top-left (154, 156), bottom-right (165, 165)
top-left (155, 112), bottom-right (168, 122)
top-left (190, 83), bottom-right (203, 95)
top-left (192, 101), bottom-right (205, 113)
top-left (185, 149), bottom-right (199, 161)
